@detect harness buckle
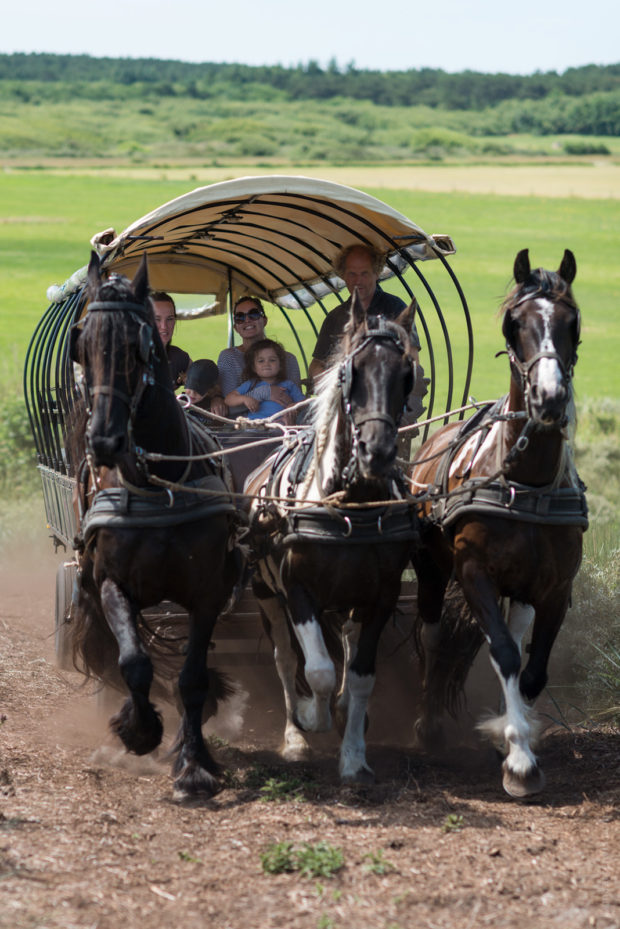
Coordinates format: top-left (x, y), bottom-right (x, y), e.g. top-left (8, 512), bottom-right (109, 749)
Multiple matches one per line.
top-left (515, 434), bottom-right (529, 452)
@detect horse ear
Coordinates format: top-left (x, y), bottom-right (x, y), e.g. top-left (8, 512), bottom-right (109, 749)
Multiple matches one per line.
top-left (514, 249), bottom-right (530, 283)
top-left (396, 299), bottom-right (417, 335)
top-left (87, 251), bottom-right (102, 295)
top-left (132, 253), bottom-right (149, 304)
top-left (558, 249), bottom-right (576, 286)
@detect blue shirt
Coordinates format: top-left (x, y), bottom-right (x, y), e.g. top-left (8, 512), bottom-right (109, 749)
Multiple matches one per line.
top-left (236, 378), bottom-right (305, 419)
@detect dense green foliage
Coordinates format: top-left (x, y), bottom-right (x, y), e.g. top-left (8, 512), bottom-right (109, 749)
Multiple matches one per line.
top-left (1, 53), bottom-right (619, 162)
top-left (2, 53), bottom-right (619, 111)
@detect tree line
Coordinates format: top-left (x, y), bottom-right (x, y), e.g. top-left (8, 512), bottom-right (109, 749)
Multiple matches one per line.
top-left (2, 52), bottom-right (619, 110)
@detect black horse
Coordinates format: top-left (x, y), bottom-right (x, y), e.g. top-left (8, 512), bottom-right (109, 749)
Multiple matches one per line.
top-left (245, 294), bottom-right (419, 782)
top-left (70, 252), bottom-right (241, 799)
top-left (408, 250), bottom-right (587, 797)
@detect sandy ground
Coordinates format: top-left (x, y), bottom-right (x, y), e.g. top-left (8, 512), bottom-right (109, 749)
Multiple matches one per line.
top-left (0, 526), bottom-right (619, 929)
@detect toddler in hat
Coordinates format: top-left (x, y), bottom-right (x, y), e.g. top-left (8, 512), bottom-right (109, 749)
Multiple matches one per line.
top-left (183, 359), bottom-right (223, 412)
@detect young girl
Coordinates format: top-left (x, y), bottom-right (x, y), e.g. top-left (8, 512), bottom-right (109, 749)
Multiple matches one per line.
top-left (224, 339), bottom-right (304, 422)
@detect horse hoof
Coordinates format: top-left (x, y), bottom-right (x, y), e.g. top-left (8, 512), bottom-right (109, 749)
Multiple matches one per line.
top-left (109, 699), bottom-right (163, 756)
top-left (281, 733), bottom-right (312, 762)
top-left (173, 763), bottom-right (221, 801)
top-left (502, 761), bottom-right (546, 798)
top-left (341, 766), bottom-right (375, 786)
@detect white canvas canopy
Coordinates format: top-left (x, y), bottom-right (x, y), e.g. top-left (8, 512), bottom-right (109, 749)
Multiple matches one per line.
top-left (82, 175), bottom-right (455, 314)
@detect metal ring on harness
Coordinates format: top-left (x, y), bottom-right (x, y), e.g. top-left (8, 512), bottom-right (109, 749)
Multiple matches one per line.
top-left (342, 516), bottom-right (353, 538)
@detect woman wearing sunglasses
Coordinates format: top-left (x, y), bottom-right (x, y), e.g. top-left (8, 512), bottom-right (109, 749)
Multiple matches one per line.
top-left (217, 296), bottom-right (302, 417)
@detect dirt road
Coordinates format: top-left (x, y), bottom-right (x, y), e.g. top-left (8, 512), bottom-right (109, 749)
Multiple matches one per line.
top-left (1, 531), bottom-right (619, 929)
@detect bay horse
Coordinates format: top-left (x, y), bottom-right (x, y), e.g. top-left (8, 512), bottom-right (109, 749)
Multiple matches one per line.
top-left (409, 249), bottom-right (588, 797)
top-left (245, 293), bottom-right (419, 783)
top-left (69, 252), bottom-right (241, 799)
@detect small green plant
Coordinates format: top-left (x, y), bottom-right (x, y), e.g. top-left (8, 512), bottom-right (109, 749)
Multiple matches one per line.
top-left (317, 915), bottom-right (334, 929)
top-left (363, 849), bottom-right (395, 874)
top-left (242, 763), bottom-right (272, 789)
top-left (296, 842), bottom-right (344, 880)
top-left (178, 850), bottom-right (203, 864)
top-left (259, 775), bottom-right (307, 803)
top-left (260, 841), bottom-right (296, 875)
top-left (206, 734), bottom-right (228, 749)
top-left (260, 841), bottom-right (344, 879)
top-left (442, 813), bottom-right (465, 833)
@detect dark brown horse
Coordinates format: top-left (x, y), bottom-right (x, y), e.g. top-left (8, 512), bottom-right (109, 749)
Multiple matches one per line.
top-left (245, 294), bottom-right (419, 782)
top-left (69, 252), bottom-right (241, 799)
top-left (409, 249), bottom-right (587, 797)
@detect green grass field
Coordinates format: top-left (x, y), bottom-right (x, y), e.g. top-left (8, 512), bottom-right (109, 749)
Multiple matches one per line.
top-left (1, 169), bottom-right (619, 405)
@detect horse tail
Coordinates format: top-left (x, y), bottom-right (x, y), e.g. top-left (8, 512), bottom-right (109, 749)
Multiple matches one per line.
top-left (415, 579), bottom-right (485, 718)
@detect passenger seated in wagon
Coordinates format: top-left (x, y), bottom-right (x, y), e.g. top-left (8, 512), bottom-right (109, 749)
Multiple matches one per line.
top-left (217, 296), bottom-right (302, 417)
top-left (183, 359), bottom-right (223, 412)
top-left (150, 290), bottom-right (191, 388)
top-left (308, 244), bottom-right (428, 423)
top-left (224, 338), bottom-right (305, 425)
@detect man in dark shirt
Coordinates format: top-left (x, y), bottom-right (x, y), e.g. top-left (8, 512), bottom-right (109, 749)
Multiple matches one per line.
top-left (308, 244), bottom-right (421, 385)
top-left (308, 244), bottom-right (427, 429)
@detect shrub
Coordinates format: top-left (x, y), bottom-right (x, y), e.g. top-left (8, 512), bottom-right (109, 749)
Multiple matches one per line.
top-left (0, 391), bottom-right (39, 498)
top-left (563, 140), bottom-right (611, 155)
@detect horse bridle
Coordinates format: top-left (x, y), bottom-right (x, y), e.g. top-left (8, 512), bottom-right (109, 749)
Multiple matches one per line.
top-left (501, 296), bottom-right (579, 423)
top-left (338, 320), bottom-right (411, 484)
top-left (74, 299), bottom-right (158, 464)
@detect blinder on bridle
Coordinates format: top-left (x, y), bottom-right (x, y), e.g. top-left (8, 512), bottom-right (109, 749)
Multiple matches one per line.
top-left (338, 318), bottom-right (412, 432)
top-left (69, 299), bottom-right (156, 418)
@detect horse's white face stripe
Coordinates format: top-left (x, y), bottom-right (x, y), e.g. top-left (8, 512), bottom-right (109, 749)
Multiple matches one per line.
top-left (536, 297), bottom-right (556, 353)
top-left (534, 297), bottom-right (564, 395)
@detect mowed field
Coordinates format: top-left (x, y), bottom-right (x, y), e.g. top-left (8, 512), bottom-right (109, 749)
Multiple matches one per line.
top-left (2, 161), bottom-right (619, 401)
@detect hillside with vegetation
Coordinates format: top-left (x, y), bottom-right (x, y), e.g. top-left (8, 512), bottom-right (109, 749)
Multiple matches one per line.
top-left (1, 53), bottom-right (619, 162)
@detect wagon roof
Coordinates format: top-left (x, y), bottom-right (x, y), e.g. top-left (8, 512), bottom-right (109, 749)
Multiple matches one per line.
top-left (48, 175), bottom-right (455, 311)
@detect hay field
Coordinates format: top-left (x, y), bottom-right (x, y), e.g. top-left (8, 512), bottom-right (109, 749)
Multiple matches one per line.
top-left (24, 160), bottom-right (620, 200)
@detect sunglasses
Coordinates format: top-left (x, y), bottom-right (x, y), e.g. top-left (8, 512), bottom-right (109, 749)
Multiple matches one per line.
top-left (233, 309), bottom-right (264, 324)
